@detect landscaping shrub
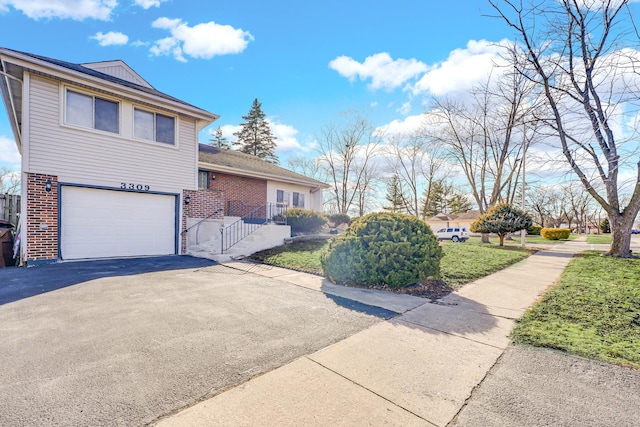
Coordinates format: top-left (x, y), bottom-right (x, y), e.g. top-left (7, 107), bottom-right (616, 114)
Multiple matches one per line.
top-left (527, 225), bottom-right (542, 235)
top-left (285, 208), bottom-right (327, 234)
top-left (600, 218), bottom-right (611, 233)
top-left (471, 203), bottom-right (532, 246)
top-left (321, 212), bottom-right (443, 288)
top-left (327, 213), bottom-right (351, 227)
top-left (541, 228), bottom-right (571, 240)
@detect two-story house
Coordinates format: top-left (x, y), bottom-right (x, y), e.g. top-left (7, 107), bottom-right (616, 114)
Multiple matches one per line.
top-left (0, 47), bottom-right (221, 265)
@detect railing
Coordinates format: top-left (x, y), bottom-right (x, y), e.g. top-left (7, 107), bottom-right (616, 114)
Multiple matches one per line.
top-left (221, 202), bottom-right (288, 253)
top-left (182, 208), bottom-right (224, 246)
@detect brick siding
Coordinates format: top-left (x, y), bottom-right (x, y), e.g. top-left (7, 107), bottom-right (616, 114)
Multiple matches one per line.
top-left (26, 173), bottom-right (58, 262)
top-left (181, 189), bottom-right (224, 253)
top-left (206, 171), bottom-right (267, 216)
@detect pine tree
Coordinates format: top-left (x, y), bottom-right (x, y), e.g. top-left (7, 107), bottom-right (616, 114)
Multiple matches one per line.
top-left (449, 193), bottom-right (472, 214)
top-left (210, 126), bottom-right (230, 149)
top-left (383, 174), bottom-right (406, 213)
top-left (233, 98), bottom-right (278, 164)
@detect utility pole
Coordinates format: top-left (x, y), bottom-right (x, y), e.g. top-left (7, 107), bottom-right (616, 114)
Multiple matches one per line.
top-left (521, 123), bottom-right (527, 246)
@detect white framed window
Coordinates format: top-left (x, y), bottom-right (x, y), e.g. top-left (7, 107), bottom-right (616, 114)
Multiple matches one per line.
top-left (65, 89), bottom-right (119, 134)
top-left (277, 190), bottom-right (305, 208)
top-left (134, 107), bottom-right (176, 145)
top-left (292, 192), bottom-right (305, 208)
top-left (198, 170), bottom-right (209, 189)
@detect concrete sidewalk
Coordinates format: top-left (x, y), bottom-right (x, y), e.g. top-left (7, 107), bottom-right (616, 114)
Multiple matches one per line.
top-left (154, 239), bottom-right (604, 427)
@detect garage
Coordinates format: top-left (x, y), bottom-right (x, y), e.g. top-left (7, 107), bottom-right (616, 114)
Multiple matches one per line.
top-left (60, 186), bottom-right (177, 260)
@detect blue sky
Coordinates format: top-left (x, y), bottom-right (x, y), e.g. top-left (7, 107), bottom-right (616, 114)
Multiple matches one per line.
top-left (0, 0), bottom-right (520, 170)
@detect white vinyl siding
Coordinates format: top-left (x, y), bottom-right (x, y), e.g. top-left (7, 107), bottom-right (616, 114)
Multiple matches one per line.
top-left (27, 75), bottom-right (198, 192)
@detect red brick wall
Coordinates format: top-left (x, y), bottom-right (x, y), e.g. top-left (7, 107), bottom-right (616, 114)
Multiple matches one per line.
top-left (26, 173), bottom-right (58, 262)
top-left (207, 172), bottom-right (267, 215)
top-left (181, 189), bottom-right (224, 253)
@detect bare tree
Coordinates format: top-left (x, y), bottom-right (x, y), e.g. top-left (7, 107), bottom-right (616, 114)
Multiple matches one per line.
top-left (490, 0), bottom-right (640, 257)
top-left (316, 111), bottom-right (382, 214)
top-left (0, 167), bottom-right (20, 194)
top-left (384, 130), bottom-right (448, 218)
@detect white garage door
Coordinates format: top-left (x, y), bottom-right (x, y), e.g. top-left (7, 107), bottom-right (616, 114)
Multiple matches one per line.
top-left (61, 186), bottom-right (177, 260)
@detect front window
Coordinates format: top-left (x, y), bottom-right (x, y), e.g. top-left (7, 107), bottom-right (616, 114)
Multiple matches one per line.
top-left (134, 107), bottom-right (175, 145)
top-left (277, 189), bottom-right (290, 205)
top-left (65, 89), bottom-right (119, 133)
top-left (198, 170), bottom-right (209, 189)
top-left (292, 192), bottom-right (305, 208)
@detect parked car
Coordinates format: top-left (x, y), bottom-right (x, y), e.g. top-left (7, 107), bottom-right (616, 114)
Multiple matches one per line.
top-left (632, 229), bottom-right (640, 235)
top-left (436, 227), bottom-right (470, 242)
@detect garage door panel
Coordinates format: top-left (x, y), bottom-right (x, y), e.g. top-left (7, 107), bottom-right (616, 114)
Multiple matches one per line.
top-left (61, 187), bottom-right (176, 260)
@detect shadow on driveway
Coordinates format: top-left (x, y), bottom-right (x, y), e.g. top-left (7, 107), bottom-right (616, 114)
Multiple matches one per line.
top-left (0, 256), bottom-right (216, 305)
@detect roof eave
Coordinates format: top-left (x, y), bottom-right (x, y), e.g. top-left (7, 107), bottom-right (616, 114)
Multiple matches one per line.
top-left (0, 48), bottom-right (218, 124)
top-left (198, 160), bottom-right (330, 189)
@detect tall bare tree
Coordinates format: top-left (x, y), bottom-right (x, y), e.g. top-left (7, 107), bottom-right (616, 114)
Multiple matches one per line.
top-left (0, 167), bottom-right (20, 194)
top-left (385, 130), bottom-right (448, 218)
top-left (316, 111), bottom-right (381, 214)
top-left (490, 0), bottom-right (640, 257)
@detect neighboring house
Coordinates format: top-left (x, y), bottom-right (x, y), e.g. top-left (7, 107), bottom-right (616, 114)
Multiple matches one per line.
top-left (426, 211), bottom-right (481, 233)
top-left (0, 47), bottom-right (222, 265)
top-left (198, 144), bottom-right (328, 216)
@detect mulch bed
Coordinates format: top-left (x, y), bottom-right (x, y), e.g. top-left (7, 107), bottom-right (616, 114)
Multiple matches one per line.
top-left (345, 279), bottom-right (453, 300)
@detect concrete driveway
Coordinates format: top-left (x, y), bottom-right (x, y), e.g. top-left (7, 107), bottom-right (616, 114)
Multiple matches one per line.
top-left (0, 257), bottom-right (392, 427)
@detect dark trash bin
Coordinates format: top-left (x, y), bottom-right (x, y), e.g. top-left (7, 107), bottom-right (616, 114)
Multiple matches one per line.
top-left (0, 220), bottom-right (15, 268)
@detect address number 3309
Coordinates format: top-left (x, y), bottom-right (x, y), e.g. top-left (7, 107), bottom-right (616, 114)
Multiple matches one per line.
top-left (121, 183), bottom-right (150, 191)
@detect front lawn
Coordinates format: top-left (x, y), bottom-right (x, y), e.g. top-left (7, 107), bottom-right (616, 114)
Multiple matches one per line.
top-left (586, 234), bottom-right (612, 244)
top-left (466, 234), bottom-right (578, 245)
top-left (250, 238), bottom-right (533, 289)
top-left (511, 251), bottom-right (640, 369)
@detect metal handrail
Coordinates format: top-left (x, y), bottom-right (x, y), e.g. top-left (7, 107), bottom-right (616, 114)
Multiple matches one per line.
top-left (221, 202), bottom-right (288, 253)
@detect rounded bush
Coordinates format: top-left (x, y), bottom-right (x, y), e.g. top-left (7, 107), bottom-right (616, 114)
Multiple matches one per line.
top-left (327, 213), bottom-right (351, 227)
top-left (285, 208), bottom-right (327, 234)
top-left (541, 228), bottom-right (571, 240)
top-left (321, 212), bottom-right (443, 288)
top-left (527, 225), bottom-right (542, 235)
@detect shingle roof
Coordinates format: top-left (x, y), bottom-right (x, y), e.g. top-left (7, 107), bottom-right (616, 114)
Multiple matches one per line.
top-left (198, 144), bottom-right (328, 188)
top-left (1, 47), bottom-right (214, 117)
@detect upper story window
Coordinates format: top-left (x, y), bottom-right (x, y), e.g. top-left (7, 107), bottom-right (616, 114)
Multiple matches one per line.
top-left (65, 89), bottom-right (119, 134)
top-left (198, 170), bottom-right (209, 189)
top-left (134, 107), bottom-right (175, 145)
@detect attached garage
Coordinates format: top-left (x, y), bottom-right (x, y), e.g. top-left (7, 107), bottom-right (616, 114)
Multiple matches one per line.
top-left (60, 186), bottom-right (177, 260)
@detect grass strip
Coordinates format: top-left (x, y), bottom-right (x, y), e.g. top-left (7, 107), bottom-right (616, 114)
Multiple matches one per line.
top-left (250, 238), bottom-right (532, 289)
top-left (512, 251), bottom-right (640, 369)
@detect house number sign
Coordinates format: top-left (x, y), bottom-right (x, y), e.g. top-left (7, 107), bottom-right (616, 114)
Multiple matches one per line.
top-left (120, 183), bottom-right (151, 191)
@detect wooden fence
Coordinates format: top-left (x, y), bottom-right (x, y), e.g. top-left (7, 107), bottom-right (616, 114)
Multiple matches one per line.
top-left (0, 194), bottom-right (20, 227)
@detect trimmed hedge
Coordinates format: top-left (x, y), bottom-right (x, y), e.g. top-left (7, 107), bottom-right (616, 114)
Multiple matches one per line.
top-left (285, 208), bottom-right (327, 234)
top-left (321, 212), bottom-right (442, 288)
top-left (527, 225), bottom-right (542, 235)
top-left (541, 228), bottom-right (571, 240)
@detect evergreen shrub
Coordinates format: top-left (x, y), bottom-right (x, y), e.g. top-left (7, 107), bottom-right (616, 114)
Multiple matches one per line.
top-left (327, 213), bottom-right (351, 227)
top-left (321, 212), bottom-right (443, 288)
top-left (285, 208), bottom-right (327, 234)
top-left (541, 228), bottom-right (571, 240)
top-left (527, 225), bottom-right (542, 235)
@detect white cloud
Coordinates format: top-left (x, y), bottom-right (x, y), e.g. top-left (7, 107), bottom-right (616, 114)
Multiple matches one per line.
top-left (397, 102), bottom-right (412, 115)
top-left (270, 120), bottom-right (305, 153)
top-left (0, 0), bottom-right (117, 21)
top-left (329, 52), bottom-right (428, 91)
top-left (150, 17), bottom-right (254, 62)
top-left (412, 39), bottom-right (510, 97)
top-left (0, 135), bottom-right (20, 168)
top-left (134, 0), bottom-right (168, 9)
top-left (377, 114), bottom-right (426, 136)
top-left (91, 31), bottom-right (128, 46)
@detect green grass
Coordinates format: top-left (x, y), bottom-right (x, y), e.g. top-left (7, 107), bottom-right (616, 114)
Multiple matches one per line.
top-left (250, 238), bottom-right (533, 289)
top-left (512, 251), bottom-right (640, 369)
top-left (467, 234), bottom-right (578, 245)
top-left (586, 234), bottom-right (611, 244)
